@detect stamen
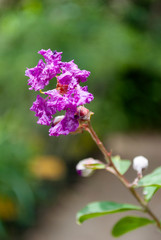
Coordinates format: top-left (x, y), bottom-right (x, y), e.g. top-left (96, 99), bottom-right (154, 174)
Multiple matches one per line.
top-left (40, 89), bottom-right (45, 94)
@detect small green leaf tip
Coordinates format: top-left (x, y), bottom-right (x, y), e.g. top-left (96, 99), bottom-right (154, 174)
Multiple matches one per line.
top-left (112, 216), bottom-right (154, 237)
top-left (112, 156), bottom-right (131, 175)
top-left (143, 186), bottom-right (159, 202)
top-left (76, 201), bottom-right (142, 224)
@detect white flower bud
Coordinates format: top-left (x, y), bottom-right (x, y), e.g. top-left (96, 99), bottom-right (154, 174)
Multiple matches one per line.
top-left (133, 156), bottom-right (149, 174)
top-left (76, 158), bottom-right (101, 177)
top-left (53, 115), bottom-right (65, 125)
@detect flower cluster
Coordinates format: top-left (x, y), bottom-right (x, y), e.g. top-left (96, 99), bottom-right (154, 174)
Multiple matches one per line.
top-left (26, 49), bottom-right (94, 136)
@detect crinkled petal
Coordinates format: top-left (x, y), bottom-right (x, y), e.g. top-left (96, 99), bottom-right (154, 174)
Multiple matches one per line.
top-left (57, 71), bottom-right (72, 85)
top-left (26, 59), bottom-right (46, 91)
top-left (44, 89), bottom-right (68, 112)
top-left (67, 77), bottom-right (78, 89)
top-left (75, 69), bottom-right (90, 82)
top-left (61, 60), bottom-right (90, 83)
top-left (26, 53), bottom-right (61, 91)
top-left (49, 110), bottom-right (79, 136)
top-left (30, 95), bottom-right (54, 125)
top-left (76, 85), bottom-right (94, 105)
top-left (61, 60), bottom-right (78, 72)
top-left (38, 49), bottom-right (62, 63)
top-left (66, 85), bottom-right (94, 106)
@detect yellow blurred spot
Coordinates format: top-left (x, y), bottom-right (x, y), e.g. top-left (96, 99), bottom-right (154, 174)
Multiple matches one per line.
top-left (0, 197), bottom-right (17, 220)
top-left (30, 155), bottom-right (66, 180)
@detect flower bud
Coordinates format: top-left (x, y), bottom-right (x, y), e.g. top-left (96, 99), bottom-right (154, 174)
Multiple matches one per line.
top-left (53, 115), bottom-right (65, 126)
top-left (133, 156), bottom-right (148, 174)
top-left (76, 106), bottom-right (94, 121)
top-left (76, 158), bottom-right (102, 177)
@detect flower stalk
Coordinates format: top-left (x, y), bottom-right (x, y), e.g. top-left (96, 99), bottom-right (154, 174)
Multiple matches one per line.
top-left (27, 49), bottom-right (161, 234)
top-left (85, 122), bottom-right (161, 230)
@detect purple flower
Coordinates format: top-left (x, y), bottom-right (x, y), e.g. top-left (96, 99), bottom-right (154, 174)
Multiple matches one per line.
top-left (27, 49), bottom-right (94, 136)
top-left (38, 49), bottom-right (62, 63)
top-left (44, 89), bottom-right (68, 112)
top-left (57, 71), bottom-right (73, 85)
top-left (61, 60), bottom-right (90, 83)
top-left (26, 50), bottom-right (62, 91)
top-left (30, 95), bottom-right (55, 125)
top-left (66, 85), bottom-right (94, 106)
top-left (44, 84), bottom-right (94, 113)
top-left (49, 110), bottom-right (79, 136)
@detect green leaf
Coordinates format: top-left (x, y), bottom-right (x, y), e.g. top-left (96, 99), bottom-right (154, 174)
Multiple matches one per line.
top-left (85, 163), bottom-right (106, 170)
top-left (112, 156), bottom-right (131, 175)
top-left (137, 166), bottom-right (161, 187)
top-left (76, 201), bottom-right (142, 224)
top-left (143, 186), bottom-right (159, 202)
top-left (112, 216), bottom-right (154, 237)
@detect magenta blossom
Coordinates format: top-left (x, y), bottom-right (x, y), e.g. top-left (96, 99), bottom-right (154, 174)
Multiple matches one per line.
top-left (27, 49), bottom-right (94, 136)
top-left (26, 50), bottom-right (62, 91)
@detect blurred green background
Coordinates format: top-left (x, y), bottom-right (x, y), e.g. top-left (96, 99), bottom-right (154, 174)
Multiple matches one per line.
top-left (0, 0), bottom-right (161, 238)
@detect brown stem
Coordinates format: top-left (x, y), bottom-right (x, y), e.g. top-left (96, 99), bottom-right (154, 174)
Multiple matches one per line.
top-left (129, 188), bottom-right (161, 229)
top-left (85, 122), bottom-right (161, 230)
top-left (86, 123), bottom-right (129, 186)
top-left (85, 123), bottom-right (110, 163)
